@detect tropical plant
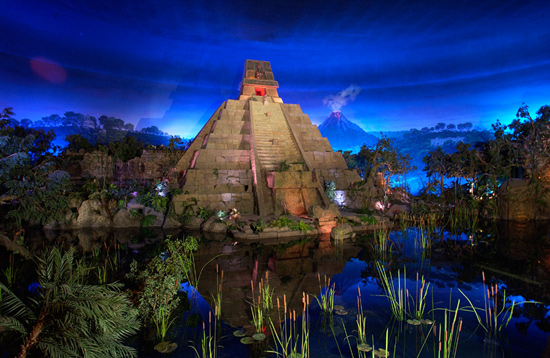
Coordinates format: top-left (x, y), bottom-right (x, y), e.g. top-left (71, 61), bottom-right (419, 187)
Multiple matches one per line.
top-left (1, 108), bottom-right (72, 227)
top-left (277, 160), bottom-right (291, 172)
top-left (0, 247), bottom-right (140, 358)
top-left (324, 180), bottom-right (336, 202)
top-left (197, 207), bottom-right (214, 220)
top-left (127, 235), bottom-right (199, 340)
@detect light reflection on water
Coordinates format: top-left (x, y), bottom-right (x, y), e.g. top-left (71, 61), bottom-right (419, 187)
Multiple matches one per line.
top-left (154, 224), bottom-right (550, 358)
top-left (2, 223), bottom-right (549, 357)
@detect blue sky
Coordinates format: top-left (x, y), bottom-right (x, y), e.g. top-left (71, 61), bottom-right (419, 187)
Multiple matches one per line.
top-left (1, 0), bottom-right (549, 138)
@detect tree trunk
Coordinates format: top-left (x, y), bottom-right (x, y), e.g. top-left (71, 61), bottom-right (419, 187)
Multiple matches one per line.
top-left (17, 311), bottom-right (46, 358)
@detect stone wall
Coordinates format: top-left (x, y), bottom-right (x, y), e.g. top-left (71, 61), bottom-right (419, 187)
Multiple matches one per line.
top-left (76, 150), bottom-right (181, 182)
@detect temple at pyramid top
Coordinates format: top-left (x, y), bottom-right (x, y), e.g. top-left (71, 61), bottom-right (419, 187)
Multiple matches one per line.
top-left (238, 60), bottom-right (282, 102)
top-left (173, 60), bottom-right (360, 217)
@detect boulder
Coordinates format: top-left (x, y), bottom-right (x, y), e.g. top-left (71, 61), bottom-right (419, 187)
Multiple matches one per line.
top-left (143, 207), bottom-right (165, 227)
top-left (75, 200), bottom-right (112, 228)
top-left (309, 203), bottom-right (340, 221)
top-left (385, 204), bottom-right (409, 219)
top-left (163, 216), bottom-right (183, 229)
top-left (331, 223), bottom-right (354, 240)
top-left (113, 209), bottom-right (141, 228)
top-left (202, 217), bottom-right (228, 234)
top-left (183, 216), bottom-right (204, 231)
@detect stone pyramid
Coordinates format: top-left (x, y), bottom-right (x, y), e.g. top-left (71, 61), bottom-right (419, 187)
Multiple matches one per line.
top-left (173, 60), bottom-right (361, 216)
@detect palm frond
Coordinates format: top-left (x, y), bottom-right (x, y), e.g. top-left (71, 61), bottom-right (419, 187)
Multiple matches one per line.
top-left (0, 316), bottom-right (28, 335)
top-left (0, 283), bottom-right (36, 322)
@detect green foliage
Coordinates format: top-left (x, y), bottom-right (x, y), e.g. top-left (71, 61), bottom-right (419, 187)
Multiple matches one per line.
top-left (177, 197), bottom-right (197, 224)
top-left (197, 207), bottom-right (214, 220)
top-left (251, 218), bottom-right (265, 233)
top-left (65, 133), bottom-right (92, 153)
top-left (324, 180), bottom-right (336, 202)
top-left (295, 220), bottom-right (313, 233)
top-left (127, 236), bottom-right (198, 336)
top-left (137, 180), bottom-right (170, 213)
top-left (109, 136), bottom-right (145, 162)
top-left (277, 160), bottom-right (291, 172)
top-left (409, 201), bottom-right (431, 217)
top-left (268, 217), bottom-right (313, 232)
top-left (140, 214), bottom-right (157, 228)
top-left (0, 247), bottom-right (140, 358)
top-left (358, 214), bottom-right (378, 224)
top-left (346, 135), bottom-right (415, 183)
top-left (1, 108), bottom-right (72, 227)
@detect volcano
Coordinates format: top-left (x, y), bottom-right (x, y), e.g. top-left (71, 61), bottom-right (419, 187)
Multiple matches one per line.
top-left (318, 111), bottom-right (378, 150)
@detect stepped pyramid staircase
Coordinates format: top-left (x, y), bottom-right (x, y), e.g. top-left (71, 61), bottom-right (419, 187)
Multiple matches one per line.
top-left (173, 60), bottom-right (361, 217)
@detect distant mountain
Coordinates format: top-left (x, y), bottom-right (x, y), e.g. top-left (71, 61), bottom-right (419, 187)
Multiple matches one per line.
top-left (318, 111), bottom-right (378, 150)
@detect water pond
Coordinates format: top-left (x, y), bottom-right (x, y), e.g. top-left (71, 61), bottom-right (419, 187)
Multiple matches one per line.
top-left (1, 220), bottom-right (549, 358)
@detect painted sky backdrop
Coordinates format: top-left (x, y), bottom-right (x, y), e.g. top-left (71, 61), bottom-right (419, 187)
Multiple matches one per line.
top-left (1, 0), bottom-right (549, 138)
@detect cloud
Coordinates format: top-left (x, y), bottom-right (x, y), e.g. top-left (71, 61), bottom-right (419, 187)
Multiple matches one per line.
top-left (323, 84), bottom-right (361, 112)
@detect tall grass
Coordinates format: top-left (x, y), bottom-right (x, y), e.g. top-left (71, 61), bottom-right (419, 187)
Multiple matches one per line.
top-left (191, 312), bottom-right (218, 358)
top-left (2, 254), bottom-right (18, 288)
top-left (211, 264), bottom-right (223, 320)
top-left (356, 287), bottom-right (367, 346)
top-left (96, 259), bottom-right (108, 285)
top-left (459, 271), bottom-right (523, 336)
top-left (250, 272), bottom-right (274, 333)
top-left (377, 263), bottom-right (432, 323)
top-left (410, 272), bottom-right (430, 320)
top-left (374, 230), bottom-right (392, 263)
top-left (268, 292), bottom-right (310, 358)
top-left (436, 300), bottom-right (463, 358)
top-left (154, 303), bottom-right (176, 341)
top-left (376, 262), bottom-right (407, 321)
top-left (314, 273), bottom-right (335, 313)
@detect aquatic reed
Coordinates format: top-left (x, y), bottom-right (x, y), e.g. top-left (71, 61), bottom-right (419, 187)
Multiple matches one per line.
top-left (211, 264), bottom-right (223, 320)
top-left (268, 292), bottom-right (310, 358)
top-left (96, 259), bottom-right (108, 285)
top-left (437, 300), bottom-right (462, 358)
top-left (410, 272), bottom-right (430, 320)
top-left (374, 230), bottom-right (392, 262)
top-left (314, 273), bottom-right (335, 313)
top-left (250, 272), bottom-right (274, 333)
top-left (191, 314), bottom-right (218, 358)
top-left (2, 254), bottom-right (18, 288)
top-left (154, 304), bottom-right (176, 341)
top-left (459, 271), bottom-right (520, 336)
top-left (376, 262), bottom-right (407, 321)
top-left (356, 286), bottom-right (367, 345)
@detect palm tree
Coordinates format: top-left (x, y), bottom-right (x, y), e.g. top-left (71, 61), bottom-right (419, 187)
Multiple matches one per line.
top-left (0, 247), bottom-right (140, 358)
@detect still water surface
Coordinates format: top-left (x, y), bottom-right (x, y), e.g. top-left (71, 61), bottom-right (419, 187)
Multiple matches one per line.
top-left (3, 221), bottom-right (550, 357)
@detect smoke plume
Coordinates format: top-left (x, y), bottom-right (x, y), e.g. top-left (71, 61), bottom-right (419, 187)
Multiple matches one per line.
top-left (323, 84), bottom-right (361, 112)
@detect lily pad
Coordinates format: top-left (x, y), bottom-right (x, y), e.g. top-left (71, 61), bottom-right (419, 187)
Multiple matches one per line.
top-left (334, 305), bottom-right (345, 311)
top-left (424, 319), bottom-right (434, 325)
top-left (252, 333), bottom-right (266, 341)
top-left (233, 329), bottom-right (246, 337)
top-left (407, 319), bottom-right (421, 326)
top-left (335, 310), bottom-right (348, 316)
top-left (154, 341), bottom-right (178, 354)
top-left (374, 348), bottom-right (389, 357)
top-left (240, 336), bottom-right (255, 345)
top-left (357, 343), bottom-right (373, 352)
